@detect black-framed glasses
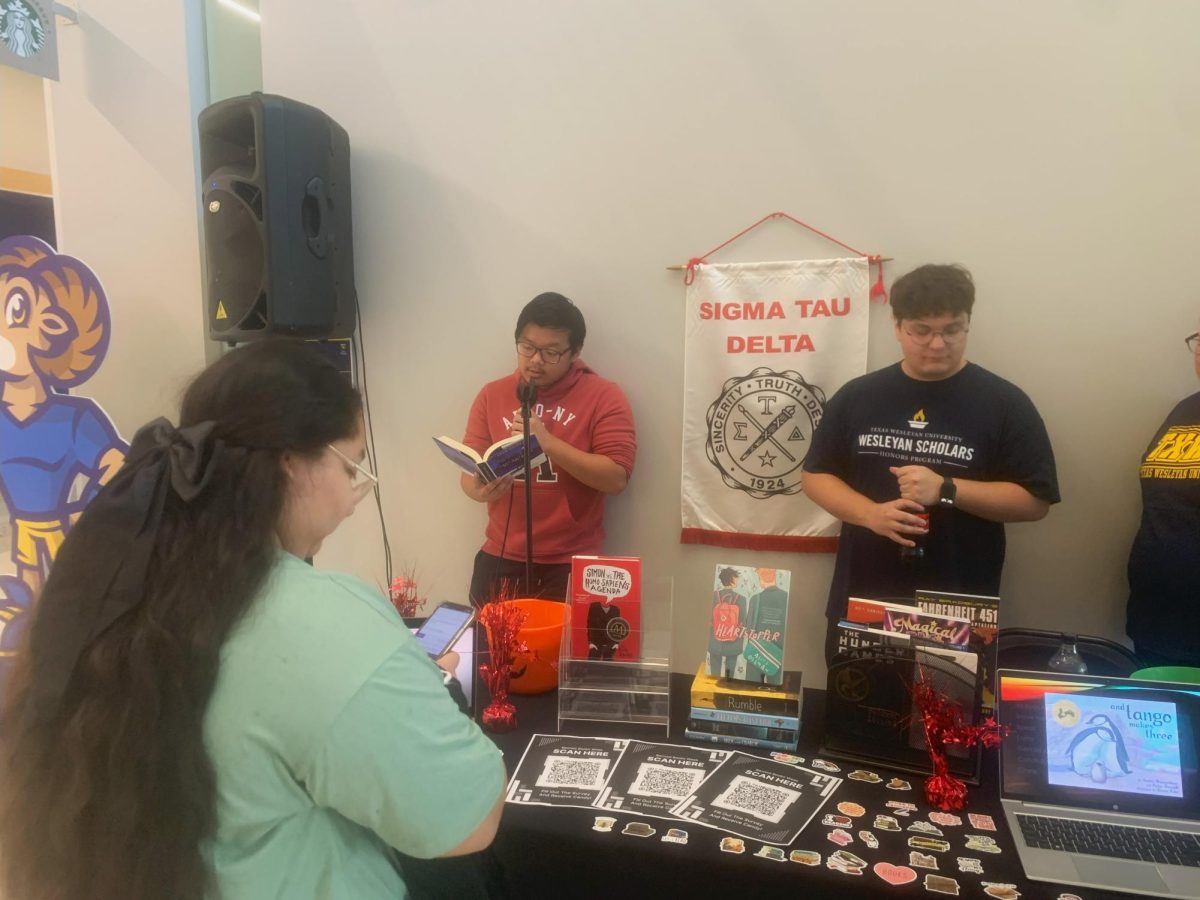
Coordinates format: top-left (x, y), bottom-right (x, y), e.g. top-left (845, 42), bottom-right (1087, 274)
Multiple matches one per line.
top-left (515, 340), bottom-right (570, 364)
top-left (1186, 333), bottom-right (1200, 354)
top-left (902, 323), bottom-right (970, 345)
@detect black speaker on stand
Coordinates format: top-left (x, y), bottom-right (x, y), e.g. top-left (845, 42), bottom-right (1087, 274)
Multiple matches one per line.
top-left (198, 92), bottom-right (356, 341)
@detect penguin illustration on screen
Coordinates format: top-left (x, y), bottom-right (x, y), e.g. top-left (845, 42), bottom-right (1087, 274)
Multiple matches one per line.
top-left (1066, 714), bottom-right (1132, 783)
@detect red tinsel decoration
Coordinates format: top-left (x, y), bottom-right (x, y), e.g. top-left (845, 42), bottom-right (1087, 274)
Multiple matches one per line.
top-left (912, 677), bottom-right (1010, 811)
top-left (477, 599), bottom-right (529, 733)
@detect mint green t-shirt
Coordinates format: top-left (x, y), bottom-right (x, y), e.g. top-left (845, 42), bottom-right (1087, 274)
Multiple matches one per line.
top-left (204, 552), bottom-right (504, 899)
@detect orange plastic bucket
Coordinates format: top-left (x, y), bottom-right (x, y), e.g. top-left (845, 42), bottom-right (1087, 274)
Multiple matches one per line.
top-left (506, 598), bottom-right (565, 695)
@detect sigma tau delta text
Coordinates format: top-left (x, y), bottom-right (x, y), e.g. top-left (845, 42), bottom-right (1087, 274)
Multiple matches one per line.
top-left (698, 298), bottom-right (850, 354)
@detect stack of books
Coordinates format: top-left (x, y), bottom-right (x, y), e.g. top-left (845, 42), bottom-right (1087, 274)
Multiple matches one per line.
top-left (686, 665), bottom-right (802, 751)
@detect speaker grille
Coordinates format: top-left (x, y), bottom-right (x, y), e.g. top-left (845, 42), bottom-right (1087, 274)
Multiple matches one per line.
top-left (205, 182), bottom-right (266, 332)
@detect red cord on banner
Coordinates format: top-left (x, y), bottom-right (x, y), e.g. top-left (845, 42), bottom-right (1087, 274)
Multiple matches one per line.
top-left (682, 211), bottom-right (888, 302)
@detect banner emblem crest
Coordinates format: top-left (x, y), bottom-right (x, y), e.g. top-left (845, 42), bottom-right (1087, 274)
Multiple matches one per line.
top-left (705, 367), bottom-right (826, 499)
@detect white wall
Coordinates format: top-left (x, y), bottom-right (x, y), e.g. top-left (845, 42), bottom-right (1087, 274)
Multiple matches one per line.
top-left (0, 66), bottom-right (51, 184)
top-left (261, 0), bottom-right (1200, 684)
top-left (203, 0), bottom-right (261, 103)
top-left (46, 2), bottom-right (209, 434)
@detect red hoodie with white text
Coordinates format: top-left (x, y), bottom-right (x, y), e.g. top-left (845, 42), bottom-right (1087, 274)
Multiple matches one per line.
top-left (463, 360), bottom-right (636, 564)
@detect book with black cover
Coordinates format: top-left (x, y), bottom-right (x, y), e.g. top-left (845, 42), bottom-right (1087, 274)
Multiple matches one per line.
top-left (823, 627), bottom-right (984, 783)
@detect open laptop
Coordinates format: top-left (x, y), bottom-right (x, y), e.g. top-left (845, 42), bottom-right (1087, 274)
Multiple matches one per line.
top-left (998, 669), bottom-right (1200, 898)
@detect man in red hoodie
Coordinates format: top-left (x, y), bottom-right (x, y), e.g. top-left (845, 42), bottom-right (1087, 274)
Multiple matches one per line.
top-left (462, 293), bottom-right (637, 605)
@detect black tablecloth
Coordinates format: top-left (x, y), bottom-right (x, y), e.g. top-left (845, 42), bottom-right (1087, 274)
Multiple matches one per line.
top-left (484, 674), bottom-right (1131, 900)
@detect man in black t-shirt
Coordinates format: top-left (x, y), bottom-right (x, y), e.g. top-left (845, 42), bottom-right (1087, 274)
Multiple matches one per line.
top-left (1125, 332), bottom-right (1200, 668)
top-left (801, 264), bottom-right (1061, 663)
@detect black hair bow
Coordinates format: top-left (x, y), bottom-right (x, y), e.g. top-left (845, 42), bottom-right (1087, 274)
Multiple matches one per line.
top-left (21, 418), bottom-right (228, 726)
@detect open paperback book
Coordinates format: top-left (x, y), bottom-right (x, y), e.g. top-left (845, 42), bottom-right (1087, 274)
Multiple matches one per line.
top-left (432, 433), bottom-right (546, 483)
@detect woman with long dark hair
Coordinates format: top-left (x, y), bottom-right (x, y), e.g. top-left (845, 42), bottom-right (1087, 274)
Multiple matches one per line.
top-left (0, 340), bottom-right (505, 899)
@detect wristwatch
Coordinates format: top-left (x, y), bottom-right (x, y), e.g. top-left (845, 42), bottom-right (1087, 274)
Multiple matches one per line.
top-left (939, 475), bottom-right (957, 508)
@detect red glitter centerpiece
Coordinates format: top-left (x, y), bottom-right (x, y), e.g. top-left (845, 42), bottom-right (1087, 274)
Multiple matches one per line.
top-left (913, 676), bottom-right (1010, 811)
top-left (477, 587), bottom-right (529, 733)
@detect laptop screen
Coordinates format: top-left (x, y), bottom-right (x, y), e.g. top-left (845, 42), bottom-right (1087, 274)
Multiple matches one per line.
top-left (998, 670), bottom-right (1200, 820)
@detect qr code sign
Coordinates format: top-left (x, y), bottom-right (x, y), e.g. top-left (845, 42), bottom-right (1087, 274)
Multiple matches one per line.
top-left (628, 763), bottom-right (704, 800)
top-left (535, 755), bottom-right (609, 790)
top-left (712, 774), bottom-right (800, 824)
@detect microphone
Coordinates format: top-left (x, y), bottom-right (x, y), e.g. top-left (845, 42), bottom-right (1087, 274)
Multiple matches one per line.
top-left (516, 380), bottom-right (538, 414)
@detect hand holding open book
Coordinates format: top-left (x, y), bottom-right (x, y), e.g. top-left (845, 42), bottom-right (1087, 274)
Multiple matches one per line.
top-left (433, 433), bottom-right (547, 483)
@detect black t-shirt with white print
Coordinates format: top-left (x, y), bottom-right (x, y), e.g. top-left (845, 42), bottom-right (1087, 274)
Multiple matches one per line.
top-left (804, 362), bottom-right (1060, 620)
top-left (1126, 391), bottom-right (1200, 657)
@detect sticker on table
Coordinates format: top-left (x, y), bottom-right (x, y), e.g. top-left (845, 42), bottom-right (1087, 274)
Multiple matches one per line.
top-left (823, 814), bottom-right (854, 828)
top-left (622, 821), bottom-right (656, 838)
top-left (874, 862), bottom-right (918, 885)
top-left (874, 814), bottom-right (901, 831)
top-left (661, 827), bottom-right (689, 845)
top-left (968, 813), bottom-right (997, 831)
top-left (828, 828), bottom-right (854, 846)
top-left (812, 758), bottom-right (842, 772)
top-left (770, 751), bottom-right (804, 765)
top-left (887, 800), bottom-right (918, 813)
top-left (964, 834), bottom-right (1002, 854)
top-left (1056, 895), bottom-right (1083, 900)
top-left (887, 777), bottom-right (912, 791)
top-left (908, 821), bottom-right (944, 836)
top-left (910, 851), bottom-right (939, 870)
top-left (755, 844), bottom-right (786, 861)
top-left (956, 857), bottom-right (983, 874)
top-left (982, 883), bottom-right (1021, 900)
top-left (592, 815), bottom-right (616, 832)
top-left (849, 769), bottom-right (883, 783)
top-left (790, 849), bottom-right (821, 866)
top-left (720, 836), bottom-right (746, 854)
top-left (924, 874), bottom-right (960, 895)
top-left (929, 812), bottom-right (962, 827)
top-left (908, 836), bottom-right (951, 853)
top-left (837, 801), bottom-right (867, 817)
top-left (827, 849), bottom-right (867, 875)
top-left (858, 830), bottom-right (879, 849)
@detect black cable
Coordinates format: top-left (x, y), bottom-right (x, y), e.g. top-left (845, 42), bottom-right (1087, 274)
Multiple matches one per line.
top-left (520, 391), bottom-right (535, 597)
top-left (492, 487), bottom-right (516, 603)
top-left (352, 292), bottom-right (392, 588)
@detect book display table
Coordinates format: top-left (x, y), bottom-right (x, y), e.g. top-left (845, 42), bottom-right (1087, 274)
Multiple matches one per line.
top-left (483, 674), bottom-right (1134, 900)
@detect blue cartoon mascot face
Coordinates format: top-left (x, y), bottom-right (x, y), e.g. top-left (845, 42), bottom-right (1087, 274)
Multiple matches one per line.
top-left (0, 235), bottom-right (127, 663)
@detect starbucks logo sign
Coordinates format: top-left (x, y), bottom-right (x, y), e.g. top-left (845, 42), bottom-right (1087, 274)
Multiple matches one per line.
top-left (1, 0), bottom-right (47, 59)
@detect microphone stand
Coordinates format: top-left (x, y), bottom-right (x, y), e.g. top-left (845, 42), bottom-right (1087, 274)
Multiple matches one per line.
top-left (520, 383), bottom-right (537, 597)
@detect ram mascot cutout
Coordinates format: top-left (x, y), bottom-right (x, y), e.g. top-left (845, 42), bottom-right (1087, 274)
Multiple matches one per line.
top-left (0, 235), bottom-right (127, 662)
